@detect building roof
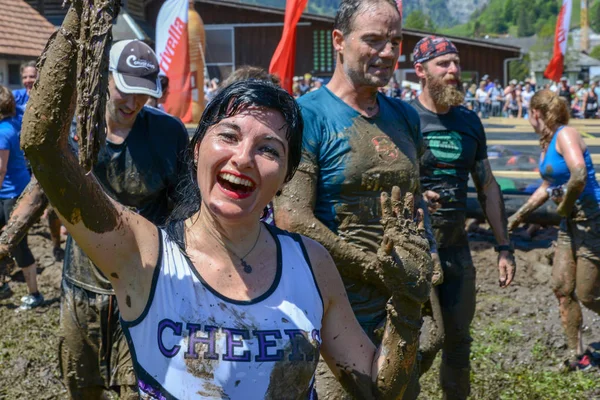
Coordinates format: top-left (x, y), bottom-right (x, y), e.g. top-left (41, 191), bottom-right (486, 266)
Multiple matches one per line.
top-left (196, 0), bottom-right (521, 52)
top-left (402, 28), bottom-right (522, 53)
top-left (530, 51), bottom-right (600, 72)
top-left (0, 0), bottom-right (56, 58)
top-left (484, 35), bottom-right (538, 54)
top-left (197, 0), bottom-right (335, 23)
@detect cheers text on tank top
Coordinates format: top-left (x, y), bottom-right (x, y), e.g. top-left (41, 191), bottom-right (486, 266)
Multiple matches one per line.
top-left (121, 224), bottom-right (324, 399)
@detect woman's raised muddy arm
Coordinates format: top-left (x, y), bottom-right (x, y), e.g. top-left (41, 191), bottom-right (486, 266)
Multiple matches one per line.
top-left (19, 2), bottom-right (158, 313)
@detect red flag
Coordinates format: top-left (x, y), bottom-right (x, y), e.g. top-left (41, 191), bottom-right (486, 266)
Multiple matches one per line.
top-left (269, 0), bottom-right (309, 93)
top-left (544, 0), bottom-right (572, 82)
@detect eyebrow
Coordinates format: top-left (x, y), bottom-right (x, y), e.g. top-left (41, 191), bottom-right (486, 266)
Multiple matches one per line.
top-left (218, 122), bottom-right (241, 131)
top-left (263, 135), bottom-right (287, 152)
top-left (218, 122), bottom-right (287, 152)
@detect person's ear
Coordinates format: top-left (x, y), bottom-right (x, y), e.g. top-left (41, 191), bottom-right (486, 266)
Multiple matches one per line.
top-left (414, 62), bottom-right (426, 80)
top-left (332, 29), bottom-right (345, 53)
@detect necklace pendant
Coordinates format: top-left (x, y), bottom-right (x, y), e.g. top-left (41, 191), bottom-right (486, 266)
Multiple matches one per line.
top-left (241, 259), bottom-right (253, 274)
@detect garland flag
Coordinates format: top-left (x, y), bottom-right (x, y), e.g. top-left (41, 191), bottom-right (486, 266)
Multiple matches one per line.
top-left (544, 0), bottom-right (572, 82)
top-left (269, 0), bottom-right (309, 93)
top-left (156, 0), bottom-right (192, 122)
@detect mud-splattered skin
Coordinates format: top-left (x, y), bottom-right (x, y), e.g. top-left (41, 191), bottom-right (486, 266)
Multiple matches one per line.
top-left (20, 0), bottom-right (120, 235)
top-left (556, 167), bottom-right (586, 217)
top-left (0, 177), bottom-right (48, 257)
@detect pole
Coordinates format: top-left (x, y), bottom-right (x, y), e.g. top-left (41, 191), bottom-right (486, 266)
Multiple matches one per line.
top-left (581, 0), bottom-right (589, 52)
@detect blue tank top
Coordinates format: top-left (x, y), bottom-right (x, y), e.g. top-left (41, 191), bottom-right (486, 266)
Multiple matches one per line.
top-left (539, 126), bottom-right (600, 202)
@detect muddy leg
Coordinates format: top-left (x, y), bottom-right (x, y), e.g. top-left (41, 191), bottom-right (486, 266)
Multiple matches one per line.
top-left (21, 263), bottom-right (39, 294)
top-left (575, 256), bottom-right (600, 315)
top-left (47, 208), bottom-right (64, 261)
top-left (418, 287), bottom-right (444, 376)
top-left (551, 236), bottom-right (583, 355)
top-left (438, 246), bottom-right (476, 400)
top-left (58, 280), bottom-right (108, 399)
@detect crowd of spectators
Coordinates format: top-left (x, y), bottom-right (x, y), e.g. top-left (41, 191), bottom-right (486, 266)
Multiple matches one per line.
top-left (291, 71), bottom-right (600, 121)
top-left (462, 75), bottom-right (600, 120)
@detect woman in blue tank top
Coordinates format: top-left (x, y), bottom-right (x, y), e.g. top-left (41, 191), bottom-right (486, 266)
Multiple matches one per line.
top-left (24, 76), bottom-right (433, 399)
top-left (508, 89), bottom-right (600, 371)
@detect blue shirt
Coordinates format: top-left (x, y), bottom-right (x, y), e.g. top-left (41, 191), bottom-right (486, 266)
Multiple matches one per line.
top-left (12, 89), bottom-right (29, 120)
top-left (0, 116), bottom-right (31, 198)
top-left (540, 126), bottom-right (600, 203)
top-left (297, 87), bottom-right (422, 329)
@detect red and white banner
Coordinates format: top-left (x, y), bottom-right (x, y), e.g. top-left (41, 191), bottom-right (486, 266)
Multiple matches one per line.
top-left (269, 0), bottom-right (309, 93)
top-left (544, 0), bottom-right (572, 82)
top-left (156, 0), bottom-right (192, 122)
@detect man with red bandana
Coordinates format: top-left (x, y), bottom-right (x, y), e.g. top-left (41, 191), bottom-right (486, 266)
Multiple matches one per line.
top-left (409, 36), bottom-right (517, 399)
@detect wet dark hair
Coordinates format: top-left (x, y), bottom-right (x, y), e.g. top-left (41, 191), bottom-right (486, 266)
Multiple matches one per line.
top-left (334, 0), bottom-right (400, 35)
top-left (0, 85), bottom-right (16, 120)
top-left (220, 66), bottom-right (281, 89)
top-left (166, 79), bottom-right (303, 245)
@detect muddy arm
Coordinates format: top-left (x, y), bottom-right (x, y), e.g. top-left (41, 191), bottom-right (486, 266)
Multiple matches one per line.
top-left (274, 169), bottom-right (389, 294)
top-left (0, 177), bottom-right (48, 257)
top-left (507, 182), bottom-right (550, 230)
top-left (555, 127), bottom-right (587, 217)
top-left (310, 230), bottom-right (427, 399)
top-left (19, 2), bottom-right (157, 318)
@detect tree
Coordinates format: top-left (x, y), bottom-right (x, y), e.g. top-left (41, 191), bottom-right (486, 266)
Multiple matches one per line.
top-left (517, 8), bottom-right (535, 37)
top-left (509, 55), bottom-right (531, 82)
top-left (591, 45), bottom-right (600, 60)
top-left (504, 0), bottom-right (515, 25)
top-left (591, 1), bottom-right (600, 34)
top-left (404, 10), bottom-right (436, 31)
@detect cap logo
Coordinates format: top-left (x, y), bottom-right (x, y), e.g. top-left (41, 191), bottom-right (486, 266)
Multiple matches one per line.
top-left (126, 55), bottom-right (155, 70)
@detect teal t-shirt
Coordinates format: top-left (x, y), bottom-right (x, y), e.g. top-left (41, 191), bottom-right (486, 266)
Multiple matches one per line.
top-left (297, 87), bottom-right (423, 332)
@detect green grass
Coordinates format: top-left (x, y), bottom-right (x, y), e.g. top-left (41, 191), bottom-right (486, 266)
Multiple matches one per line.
top-left (420, 316), bottom-right (598, 400)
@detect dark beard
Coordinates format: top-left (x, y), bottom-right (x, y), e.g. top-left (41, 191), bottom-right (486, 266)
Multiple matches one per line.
top-left (425, 71), bottom-right (465, 108)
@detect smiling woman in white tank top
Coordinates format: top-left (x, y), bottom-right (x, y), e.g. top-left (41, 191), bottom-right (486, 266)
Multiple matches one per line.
top-left (28, 77), bottom-right (433, 399)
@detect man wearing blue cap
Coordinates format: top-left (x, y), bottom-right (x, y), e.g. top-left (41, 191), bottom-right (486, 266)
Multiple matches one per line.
top-left (409, 35), bottom-right (516, 399)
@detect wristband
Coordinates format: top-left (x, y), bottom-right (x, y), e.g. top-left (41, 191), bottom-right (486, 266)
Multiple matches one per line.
top-left (494, 244), bottom-right (514, 253)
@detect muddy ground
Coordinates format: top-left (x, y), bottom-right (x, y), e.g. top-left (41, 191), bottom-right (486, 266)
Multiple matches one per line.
top-left (0, 220), bottom-right (599, 399)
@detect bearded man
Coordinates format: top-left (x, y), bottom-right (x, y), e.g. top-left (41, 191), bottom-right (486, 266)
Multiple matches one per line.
top-left (409, 36), bottom-right (517, 400)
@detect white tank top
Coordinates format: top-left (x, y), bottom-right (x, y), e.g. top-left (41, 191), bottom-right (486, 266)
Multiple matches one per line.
top-left (121, 224), bottom-right (324, 399)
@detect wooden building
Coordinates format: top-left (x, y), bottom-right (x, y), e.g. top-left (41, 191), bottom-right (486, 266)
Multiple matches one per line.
top-left (147, 0), bottom-right (522, 84)
top-left (0, 0), bottom-right (56, 90)
top-left (25, 0), bottom-right (522, 84)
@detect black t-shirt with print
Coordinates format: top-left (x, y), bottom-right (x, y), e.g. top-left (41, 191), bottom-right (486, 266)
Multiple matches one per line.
top-left (410, 99), bottom-right (488, 248)
top-left (63, 106), bottom-right (189, 294)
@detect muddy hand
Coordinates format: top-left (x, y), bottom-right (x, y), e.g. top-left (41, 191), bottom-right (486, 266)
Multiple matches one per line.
top-left (507, 214), bottom-right (521, 232)
top-left (379, 186), bottom-right (433, 305)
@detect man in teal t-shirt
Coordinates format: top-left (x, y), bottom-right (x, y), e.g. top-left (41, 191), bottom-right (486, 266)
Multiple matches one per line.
top-left (274, 0), bottom-right (440, 397)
